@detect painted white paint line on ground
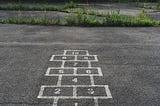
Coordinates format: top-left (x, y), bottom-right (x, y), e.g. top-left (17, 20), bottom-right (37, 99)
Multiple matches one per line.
top-left (86, 51), bottom-right (89, 56)
top-left (94, 98), bottom-right (99, 106)
top-left (74, 68), bottom-right (77, 75)
top-left (63, 50), bottom-right (67, 55)
top-left (105, 85), bottom-right (113, 98)
top-left (37, 86), bottom-right (45, 98)
top-left (90, 75), bottom-right (95, 85)
top-left (45, 67), bottom-right (51, 76)
top-left (49, 55), bottom-right (55, 61)
top-left (88, 61), bottom-right (92, 68)
top-left (45, 74), bottom-right (101, 77)
top-left (53, 98), bottom-right (59, 106)
top-left (57, 75), bottom-right (62, 86)
top-left (38, 96), bottom-right (111, 99)
top-left (75, 55), bottom-right (78, 61)
top-left (41, 85), bottom-right (109, 87)
top-left (73, 86), bottom-right (77, 98)
top-left (46, 67), bottom-right (101, 69)
top-left (61, 61), bottom-right (65, 68)
top-left (98, 67), bottom-right (103, 76)
top-left (94, 55), bottom-right (99, 61)
top-left (38, 50), bottom-right (113, 104)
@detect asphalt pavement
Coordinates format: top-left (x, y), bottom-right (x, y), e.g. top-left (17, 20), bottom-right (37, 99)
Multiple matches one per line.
top-left (0, 24), bottom-right (160, 106)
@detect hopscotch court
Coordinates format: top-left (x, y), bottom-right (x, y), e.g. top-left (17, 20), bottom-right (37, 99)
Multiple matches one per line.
top-left (37, 50), bottom-right (112, 106)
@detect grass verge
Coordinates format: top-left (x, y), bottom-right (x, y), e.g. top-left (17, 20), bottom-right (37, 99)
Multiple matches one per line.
top-left (0, 10), bottom-right (159, 27)
top-left (0, 1), bottom-right (78, 11)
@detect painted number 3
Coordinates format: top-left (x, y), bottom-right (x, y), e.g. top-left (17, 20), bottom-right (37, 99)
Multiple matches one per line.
top-left (54, 88), bottom-right (61, 94)
top-left (88, 88), bottom-right (94, 95)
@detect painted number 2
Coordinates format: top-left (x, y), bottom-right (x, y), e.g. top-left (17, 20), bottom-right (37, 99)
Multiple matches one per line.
top-left (54, 88), bottom-right (61, 94)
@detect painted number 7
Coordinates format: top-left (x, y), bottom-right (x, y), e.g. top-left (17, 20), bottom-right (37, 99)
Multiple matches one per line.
top-left (54, 88), bottom-right (61, 94)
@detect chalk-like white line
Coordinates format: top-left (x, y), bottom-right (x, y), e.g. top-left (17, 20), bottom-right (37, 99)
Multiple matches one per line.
top-left (57, 75), bottom-right (62, 86)
top-left (64, 50), bottom-right (88, 51)
top-left (53, 98), bottom-right (59, 106)
top-left (73, 86), bottom-right (77, 97)
top-left (74, 68), bottom-right (77, 75)
top-left (45, 67), bottom-right (51, 76)
top-left (41, 85), bottom-right (108, 88)
top-left (75, 55), bottom-right (78, 61)
top-left (104, 85), bottom-right (112, 98)
top-left (88, 61), bottom-right (92, 68)
top-left (63, 50), bottom-right (67, 55)
top-left (53, 97), bottom-right (59, 106)
top-left (94, 98), bottom-right (99, 106)
top-left (45, 74), bottom-right (101, 76)
top-left (75, 102), bottom-right (78, 106)
top-left (98, 68), bottom-right (103, 76)
top-left (49, 55), bottom-right (98, 61)
top-left (94, 55), bottom-right (98, 61)
top-left (86, 51), bottom-right (89, 56)
top-left (38, 96), bottom-right (111, 99)
top-left (49, 55), bottom-right (55, 61)
top-left (37, 86), bottom-right (45, 98)
top-left (90, 75), bottom-right (95, 85)
top-left (46, 67), bottom-right (101, 69)
top-left (61, 61), bottom-right (65, 68)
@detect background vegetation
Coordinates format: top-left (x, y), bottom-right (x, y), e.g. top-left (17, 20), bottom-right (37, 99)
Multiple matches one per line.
top-left (0, 0), bottom-right (158, 3)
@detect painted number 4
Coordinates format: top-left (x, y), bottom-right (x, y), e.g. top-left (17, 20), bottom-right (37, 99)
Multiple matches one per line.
top-left (72, 78), bottom-right (78, 83)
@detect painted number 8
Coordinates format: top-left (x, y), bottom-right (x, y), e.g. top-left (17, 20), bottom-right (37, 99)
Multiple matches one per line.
top-left (88, 88), bottom-right (94, 95)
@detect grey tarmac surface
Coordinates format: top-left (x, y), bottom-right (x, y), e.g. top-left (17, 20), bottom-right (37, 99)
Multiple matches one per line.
top-left (0, 24), bottom-right (160, 106)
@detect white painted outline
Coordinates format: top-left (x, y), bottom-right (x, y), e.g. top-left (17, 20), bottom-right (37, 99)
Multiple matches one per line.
top-left (45, 67), bottom-right (103, 76)
top-left (64, 50), bottom-right (89, 56)
top-left (37, 50), bottom-right (112, 106)
top-left (49, 55), bottom-right (98, 62)
top-left (37, 85), bottom-right (112, 99)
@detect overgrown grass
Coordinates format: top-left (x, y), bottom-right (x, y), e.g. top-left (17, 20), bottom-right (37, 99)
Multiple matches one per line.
top-left (0, 1), bottom-right (78, 11)
top-left (65, 9), bottom-right (160, 26)
top-left (0, 11), bottom-right (61, 25)
top-left (0, 9), bottom-right (159, 27)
